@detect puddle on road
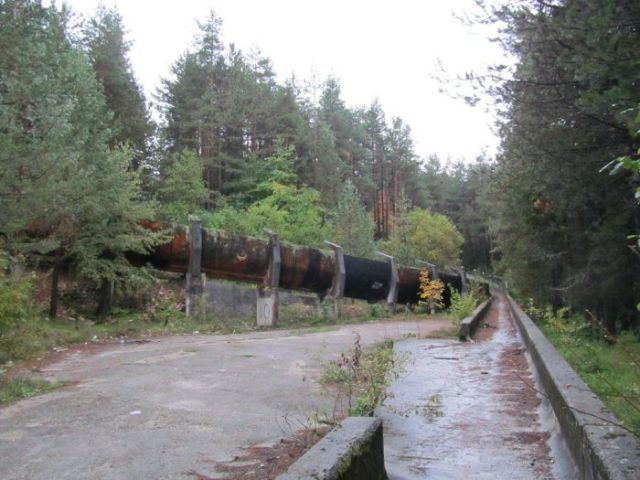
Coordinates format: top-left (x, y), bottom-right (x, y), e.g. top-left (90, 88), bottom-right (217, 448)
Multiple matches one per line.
top-left (377, 297), bottom-right (577, 480)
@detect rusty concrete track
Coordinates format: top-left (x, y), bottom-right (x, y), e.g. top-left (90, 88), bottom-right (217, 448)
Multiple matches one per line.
top-left (378, 295), bottom-right (577, 479)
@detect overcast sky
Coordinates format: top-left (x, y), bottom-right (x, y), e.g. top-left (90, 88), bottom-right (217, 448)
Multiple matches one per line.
top-left (63, 0), bottom-right (504, 162)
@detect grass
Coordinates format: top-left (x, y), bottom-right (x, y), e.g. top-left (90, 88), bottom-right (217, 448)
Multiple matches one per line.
top-left (0, 377), bottom-right (66, 405)
top-left (0, 306), bottom-right (254, 366)
top-left (1, 301), bottom-right (445, 368)
top-left (532, 306), bottom-right (640, 438)
top-left (321, 337), bottom-right (400, 417)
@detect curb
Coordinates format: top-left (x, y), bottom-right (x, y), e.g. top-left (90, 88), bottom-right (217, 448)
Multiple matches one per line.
top-left (277, 416), bottom-right (387, 480)
top-left (458, 296), bottom-right (493, 341)
top-left (508, 296), bottom-right (640, 480)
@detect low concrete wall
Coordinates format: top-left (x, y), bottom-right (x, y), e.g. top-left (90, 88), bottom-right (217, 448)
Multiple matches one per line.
top-left (508, 296), bottom-right (640, 480)
top-left (203, 279), bottom-right (319, 318)
top-left (458, 297), bottom-right (493, 341)
top-left (278, 417), bottom-right (387, 480)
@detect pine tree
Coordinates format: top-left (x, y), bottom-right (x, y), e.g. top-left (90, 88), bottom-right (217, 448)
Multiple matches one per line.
top-left (157, 150), bottom-right (209, 223)
top-left (0, 0), bottom-right (161, 317)
top-left (332, 181), bottom-right (375, 257)
top-left (84, 5), bottom-right (151, 170)
top-left (475, 0), bottom-right (640, 330)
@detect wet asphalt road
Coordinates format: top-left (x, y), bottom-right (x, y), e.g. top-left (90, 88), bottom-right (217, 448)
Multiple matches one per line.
top-left (378, 296), bottom-right (577, 479)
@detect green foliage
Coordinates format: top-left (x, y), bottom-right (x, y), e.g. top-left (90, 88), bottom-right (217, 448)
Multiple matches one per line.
top-left (469, 0), bottom-right (640, 329)
top-left (420, 156), bottom-right (495, 271)
top-left (0, 377), bottom-right (66, 405)
top-left (405, 209), bottom-right (463, 267)
top-left (206, 182), bottom-right (328, 246)
top-left (376, 189), bottom-right (412, 263)
top-left (350, 341), bottom-right (396, 416)
top-left (448, 290), bottom-right (477, 323)
top-left (0, 1), bottom-right (163, 309)
top-left (71, 147), bottom-right (163, 288)
top-left (0, 270), bottom-right (44, 362)
top-left (331, 180), bottom-right (375, 257)
top-left (240, 141), bottom-right (299, 205)
top-left (158, 149), bottom-right (209, 223)
top-left (380, 207), bottom-right (463, 268)
top-left (538, 307), bottom-right (640, 437)
top-left (367, 302), bottom-right (386, 319)
top-left (322, 337), bottom-right (398, 416)
top-left (202, 140), bottom-right (328, 245)
top-left (84, 4), bottom-right (152, 170)
top-left (468, 277), bottom-right (490, 304)
top-left (157, 14), bottom-right (430, 221)
top-left (609, 104), bottom-right (640, 258)
top-left (0, 272), bottom-right (34, 335)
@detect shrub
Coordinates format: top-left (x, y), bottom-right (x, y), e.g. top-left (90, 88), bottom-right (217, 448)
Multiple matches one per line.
top-left (418, 268), bottom-right (445, 311)
top-left (322, 336), bottom-right (398, 416)
top-left (448, 290), bottom-right (477, 322)
top-left (0, 270), bottom-right (49, 362)
top-left (368, 302), bottom-right (386, 319)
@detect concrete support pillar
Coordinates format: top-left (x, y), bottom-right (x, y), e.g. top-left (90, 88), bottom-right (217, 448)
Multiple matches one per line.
top-left (257, 229), bottom-right (280, 327)
top-left (186, 216), bottom-right (205, 317)
top-left (324, 241), bottom-right (346, 318)
top-left (376, 251), bottom-right (399, 313)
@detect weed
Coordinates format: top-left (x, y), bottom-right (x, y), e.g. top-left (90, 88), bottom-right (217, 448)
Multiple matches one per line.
top-left (368, 302), bottom-right (386, 319)
top-left (422, 393), bottom-right (444, 421)
top-left (532, 301), bottom-right (640, 438)
top-left (321, 336), bottom-right (400, 417)
top-left (280, 303), bottom-right (318, 325)
top-left (448, 290), bottom-right (477, 324)
top-left (0, 377), bottom-right (66, 405)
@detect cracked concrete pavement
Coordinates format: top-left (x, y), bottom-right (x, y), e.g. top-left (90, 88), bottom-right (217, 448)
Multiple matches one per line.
top-left (0, 317), bottom-right (449, 480)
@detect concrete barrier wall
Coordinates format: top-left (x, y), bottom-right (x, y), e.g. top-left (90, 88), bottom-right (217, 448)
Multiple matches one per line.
top-left (278, 417), bottom-right (387, 480)
top-left (458, 297), bottom-right (493, 341)
top-left (203, 279), bottom-right (319, 318)
top-left (508, 296), bottom-right (640, 480)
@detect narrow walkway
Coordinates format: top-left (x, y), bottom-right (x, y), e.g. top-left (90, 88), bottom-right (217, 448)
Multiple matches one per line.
top-left (378, 295), bottom-right (576, 479)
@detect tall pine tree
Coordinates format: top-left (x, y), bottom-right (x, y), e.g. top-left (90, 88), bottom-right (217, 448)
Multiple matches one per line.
top-left (84, 5), bottom-right (151, 170)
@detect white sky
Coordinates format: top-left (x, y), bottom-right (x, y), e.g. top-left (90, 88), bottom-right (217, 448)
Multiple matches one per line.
top-left (63, 0), bottom-right (504, 162)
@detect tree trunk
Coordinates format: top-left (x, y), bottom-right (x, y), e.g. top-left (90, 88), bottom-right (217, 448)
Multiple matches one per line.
top-left (49, 251), bottom-right (62, 318)
top-left (96, 278), bottom-right (113, 320)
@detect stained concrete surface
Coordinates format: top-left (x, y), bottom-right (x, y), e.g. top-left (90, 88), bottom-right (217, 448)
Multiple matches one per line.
top-left (378, 296), bottom-right (577, 479)
top-left (0, 318), bottom-right (448, 480)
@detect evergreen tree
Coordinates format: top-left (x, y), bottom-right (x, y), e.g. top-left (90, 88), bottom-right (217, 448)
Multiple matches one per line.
top-left (475, 0), bottom-right (640, 330)
top-left (0, 0), bottom-right (161, 317)
top-left (159, 11), bottom-right (309, 201)
top-left (158, 150), bottom-right (209, 223)
top-left (84, 5), bottom-right (151, 170)
top-left (331, 181), bottom-right (375, 257)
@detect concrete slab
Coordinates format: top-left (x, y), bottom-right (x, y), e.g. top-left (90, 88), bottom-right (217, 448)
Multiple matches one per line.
top-left (278, 417), bottom-right (386, 480)
top-left (0, 317), bottom-right (448, 480)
